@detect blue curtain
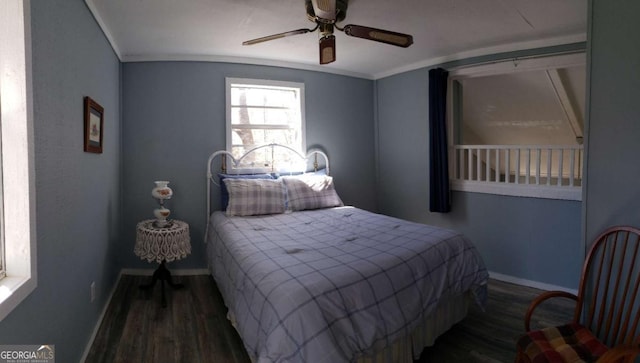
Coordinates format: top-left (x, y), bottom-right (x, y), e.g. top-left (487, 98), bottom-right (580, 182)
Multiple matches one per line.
top-left (429, 68), bottom-right (451, 213)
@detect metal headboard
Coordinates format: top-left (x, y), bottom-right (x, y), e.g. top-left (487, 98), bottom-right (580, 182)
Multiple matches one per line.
top-left (205, 143), bottom-right (330, 241)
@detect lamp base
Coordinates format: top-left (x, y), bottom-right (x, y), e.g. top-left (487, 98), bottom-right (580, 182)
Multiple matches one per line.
top-left (152, 219), bottom-right (173, 228)
top-left (139, 260), bottom-right (184, 307)
top-left (153, 206), bottom-right (171, 227)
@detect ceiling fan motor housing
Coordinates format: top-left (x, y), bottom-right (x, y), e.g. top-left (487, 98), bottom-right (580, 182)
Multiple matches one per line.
top-left (305, 0), bottom-right (348, 22)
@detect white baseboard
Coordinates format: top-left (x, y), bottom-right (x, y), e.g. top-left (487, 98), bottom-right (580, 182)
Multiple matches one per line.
top-left (489, 271), bottom-right (578, 296)
top-left (79, 272), bottom-right (123, 363)
top-left (79, 268), bottom-right (210, 362)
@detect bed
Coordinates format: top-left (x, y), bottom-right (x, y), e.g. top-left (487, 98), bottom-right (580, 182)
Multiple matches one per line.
top-left (205, 144), bottom-right (489, 363)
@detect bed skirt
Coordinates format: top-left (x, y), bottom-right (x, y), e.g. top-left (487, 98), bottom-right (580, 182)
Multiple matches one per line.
top-left (221, 284), bottom-right (471, 363)
top-left (355, 292), bottom-right (470, 363)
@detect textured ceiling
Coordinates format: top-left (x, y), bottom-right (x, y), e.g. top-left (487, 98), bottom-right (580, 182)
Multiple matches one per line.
top-left (85, 0), bottom-right (587, 79)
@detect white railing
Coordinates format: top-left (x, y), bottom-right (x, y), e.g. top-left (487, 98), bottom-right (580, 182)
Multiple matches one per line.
top-left (451, 145), bottom-right (583, 200)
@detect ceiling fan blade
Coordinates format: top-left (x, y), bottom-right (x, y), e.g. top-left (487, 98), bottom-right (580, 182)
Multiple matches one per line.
top-left (342, 24), bottom-right (414, 48)
top-left (319, 35), bottom-right (336, 64)
top-left (243, 28), bottom-right (313, 46)
top-left (311, 0), bottom-right (336, 21)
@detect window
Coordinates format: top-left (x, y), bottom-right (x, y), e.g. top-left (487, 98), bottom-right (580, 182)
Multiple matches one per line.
top-left (0, 0), bottom-right (37, 322)
top-left (225, 78), bottom-right (305, 171)
top-left (447, 52), bottom-right (586, 200)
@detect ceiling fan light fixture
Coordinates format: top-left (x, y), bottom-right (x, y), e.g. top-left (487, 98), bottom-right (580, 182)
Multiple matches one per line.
top-left (319, 35), bottom-right (336, 64)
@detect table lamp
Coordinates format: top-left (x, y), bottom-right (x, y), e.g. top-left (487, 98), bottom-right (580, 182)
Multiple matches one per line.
top-left (151, 181), bottom-right (173, 227)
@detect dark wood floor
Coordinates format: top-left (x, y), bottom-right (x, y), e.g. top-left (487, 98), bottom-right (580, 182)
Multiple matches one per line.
top-left (85, 274), bottom-right (250, 363)
top-left (85, 275), bottom-right (575, 363)
top-left (418, 278), bottom-right (574, 363)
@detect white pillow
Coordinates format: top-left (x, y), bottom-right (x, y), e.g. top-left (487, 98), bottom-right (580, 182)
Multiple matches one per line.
top-left (223, 178), bottom-right (286, 216)
top-left (281, 174), bottom-right (343, 211)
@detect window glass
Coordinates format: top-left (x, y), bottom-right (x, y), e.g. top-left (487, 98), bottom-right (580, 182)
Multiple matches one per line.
top-left (0, 0), bottom-right (37, 322)
top-left (226, 78), bottom-right (305, 170)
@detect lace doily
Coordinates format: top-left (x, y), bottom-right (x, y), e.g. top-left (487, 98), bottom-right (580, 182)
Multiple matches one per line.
top-left (134, 219), bottom-right (191, 263)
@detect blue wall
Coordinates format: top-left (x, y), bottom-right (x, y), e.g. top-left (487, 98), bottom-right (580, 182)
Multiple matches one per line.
top-left (2, 0), bottom-right (639, 361)
top-left (584, 0), bottom-right (640, 242)
top-left (120, 62), bottom-right (376, 269)
top-left (0, 0), bottom-right (122, 362)
top-left (375, 56), bottom-right (584, 289)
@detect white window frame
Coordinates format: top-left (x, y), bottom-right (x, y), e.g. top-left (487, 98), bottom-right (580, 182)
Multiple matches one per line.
top-left (0, 0), bottom-right (38, 322)
top-left (225, 78), bottom-right (306, 172)
top-left (447, 52), bottom-right (586, 201)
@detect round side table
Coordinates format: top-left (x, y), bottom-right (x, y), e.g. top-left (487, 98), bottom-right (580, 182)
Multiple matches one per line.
top-left (134, 219), bottom-right (191, 307)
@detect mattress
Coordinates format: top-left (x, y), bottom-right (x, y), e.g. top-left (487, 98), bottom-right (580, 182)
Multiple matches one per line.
top-left (206, 206), bottom-right (488, 362)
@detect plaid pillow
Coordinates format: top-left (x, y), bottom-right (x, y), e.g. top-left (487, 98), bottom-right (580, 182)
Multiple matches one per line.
top-left (223, 178), bottom-right (286, 216)
top-left (282, 174), bottom-right (343, 211)
top-left (218, 173), bottom-right (274, 210)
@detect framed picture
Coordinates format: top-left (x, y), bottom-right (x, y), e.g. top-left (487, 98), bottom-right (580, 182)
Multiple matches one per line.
top-left (84, 96), bottom-right (104, 153)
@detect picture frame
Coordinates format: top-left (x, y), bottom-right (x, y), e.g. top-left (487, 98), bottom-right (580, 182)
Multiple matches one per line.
top-left (84, 96), bottom-right (104, 153)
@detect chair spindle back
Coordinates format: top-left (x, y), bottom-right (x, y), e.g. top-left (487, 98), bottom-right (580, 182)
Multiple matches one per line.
top-left (576, 226), bottom-right (640, 347)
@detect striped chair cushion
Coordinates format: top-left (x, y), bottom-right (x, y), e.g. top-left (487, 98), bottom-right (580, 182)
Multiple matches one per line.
top-left (517, 323), bottom-right (608, 363)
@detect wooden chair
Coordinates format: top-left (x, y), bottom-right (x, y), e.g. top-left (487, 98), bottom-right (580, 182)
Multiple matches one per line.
top-left (515, 226), bottom-right (640, 363)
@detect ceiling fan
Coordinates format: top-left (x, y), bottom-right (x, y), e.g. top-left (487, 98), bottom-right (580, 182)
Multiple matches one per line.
top-left (242, 0), bottom-right (414, 65)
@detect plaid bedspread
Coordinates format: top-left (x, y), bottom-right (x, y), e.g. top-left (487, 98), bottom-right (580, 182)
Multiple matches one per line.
top-left (207, 207), bottom-right (489, 362)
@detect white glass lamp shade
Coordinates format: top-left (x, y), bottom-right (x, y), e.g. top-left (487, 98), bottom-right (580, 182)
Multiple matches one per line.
top-left (151, 181), bottom-right (173, 200)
